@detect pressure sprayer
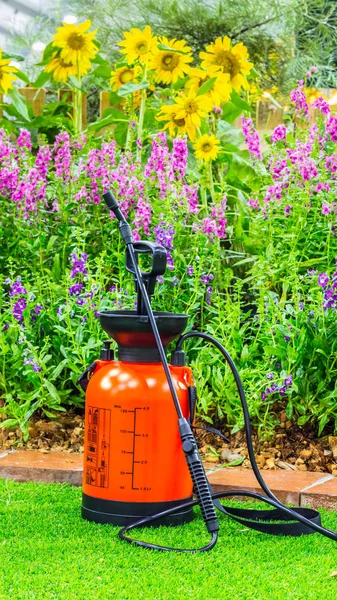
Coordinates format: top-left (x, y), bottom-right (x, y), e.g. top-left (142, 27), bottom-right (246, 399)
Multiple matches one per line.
top-left (77, 190), bottom-right (337, 552)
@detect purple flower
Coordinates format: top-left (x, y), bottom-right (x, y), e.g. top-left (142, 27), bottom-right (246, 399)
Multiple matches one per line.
top-left (200, 274), bottom-right (214, 285)
top-left (12, 298), bottom-right (27, 322)
top-left (318, 273), bottom-right (329, 288)
top-left (248, 198), bottom-right (260, 210)
top-left (9, 280), bottom-right (27, 296)
top-left (187, 265), bottom-right (194, 276)
top-left (266, 372), bottom-right (274, 380)
top-left (2, 323), bottom-right (9, 332)
top-left (290, 81), bottom-right (309, 117)
top-left (156, 276), bottom-right (164, 284)
top-left (312, 96), bottom-right (330, 116)
top-left (171, 276), bottom-right (180, 287)
top-left (23, 356), bottom-right (42, 372)
top-left (70, 253), bottom-right (88, 279)
top-left (68, 282), bottom-right (85, 295)
top-left (284, 375), bottom-right (293, 387)
top-left (154, 222), bottom-right (175, 270)
top-left (241, 117), bottom-right (262, 160)
top-left (284, 335), bottom-right (291, 343)
top-left (17, 129), bottom-right (32, 151)
top-left (270, 124), bottom-right (287, 144)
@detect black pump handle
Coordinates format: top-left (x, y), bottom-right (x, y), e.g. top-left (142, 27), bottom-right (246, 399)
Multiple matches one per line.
top-left (126, 241), bottom-right (167, 279)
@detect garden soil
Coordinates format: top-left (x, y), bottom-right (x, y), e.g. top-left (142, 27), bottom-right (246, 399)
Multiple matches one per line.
top-left (1, 409), bottom-right (337, 476)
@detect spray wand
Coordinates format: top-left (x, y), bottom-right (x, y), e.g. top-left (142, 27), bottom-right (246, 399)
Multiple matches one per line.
top-left (102, 190), bottom-right (337, 552)
top-left (103, 191), bottom-right (219, 549)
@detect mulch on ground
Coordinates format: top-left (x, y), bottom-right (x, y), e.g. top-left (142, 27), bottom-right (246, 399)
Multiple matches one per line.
top-left (1, 408), bottom-right (337, 475)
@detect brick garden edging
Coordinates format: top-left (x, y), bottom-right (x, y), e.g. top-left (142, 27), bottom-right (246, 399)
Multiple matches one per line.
top-left (1, 449), bottom-right (337, 510)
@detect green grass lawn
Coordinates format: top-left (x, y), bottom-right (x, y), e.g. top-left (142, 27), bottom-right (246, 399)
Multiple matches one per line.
top-left (1, 479), bottom-right (337, 600)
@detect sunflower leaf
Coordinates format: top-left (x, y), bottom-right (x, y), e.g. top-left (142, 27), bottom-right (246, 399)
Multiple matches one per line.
top-left (14, 69), bottom-right (30, 85)
top-left (196, 77), bottom-right (217, 97)
top-left (2, 52), bottom-right (25, 61)
top-left (31, 71), bottom-right (50, 89)
top-left (38, 42), bottom-right (55, 66)
top-left (230, 90), bottom-right (251, 112)
top-left (7, 88), bottom-right (30, 122)
top-left (117, 81), bottom-right (149, 97)
top-left (91, 65), bottom-right (112, 79)
top-left (157, 44), bottom-right (189, 55)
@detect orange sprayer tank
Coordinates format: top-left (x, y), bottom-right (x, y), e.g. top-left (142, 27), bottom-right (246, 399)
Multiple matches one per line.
top-left (81, 310), bottom-right (194, 526)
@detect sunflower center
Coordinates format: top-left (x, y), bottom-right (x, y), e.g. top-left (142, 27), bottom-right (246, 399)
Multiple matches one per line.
top-left (136, 42), bottom-right (148, 54)
top-left (201, 143), bottom-right (212, 152)
top-left (213, 50), bottom-right (240, 77)
top-left (173, 116), bottom-right (186, 127)
top-left (59, 58), bottom-right (73, 68)
top-left (120, 69), bottom-right (134, 84)
top-left (160, 52), bottom-right (180, 71)
top-left (184, 100), bottom-right (199, 114)
top-left (67, 32), bottom-right (86, 51)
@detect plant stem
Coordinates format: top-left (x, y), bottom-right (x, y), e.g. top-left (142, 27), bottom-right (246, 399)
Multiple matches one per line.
top-left (74, 63), bottom-right (82, 134)
top-left (137, 67), bottom-right (147, 161)
top-left (208, 161), bottom-right (215, 203)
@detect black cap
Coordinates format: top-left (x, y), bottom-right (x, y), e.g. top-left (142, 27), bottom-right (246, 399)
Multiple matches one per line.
top-left (171, 350), bottom-right (186, 366)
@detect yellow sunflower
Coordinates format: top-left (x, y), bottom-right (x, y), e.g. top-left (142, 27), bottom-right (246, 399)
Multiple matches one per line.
top-left (0, 50), bottom-right (17, 93)
top-left (110, 65), bottom-right (141, 91)
top-left (200, 37), bottom-right (253, 92)
top-left (118, 26), bottom-right (157, 65)
top-left (186, 66), bottom-right (232, 107)
top-left (156, 104), bottom-right (194, 139)
top-left (53, 19), bottom-right (97, 66)
top-left (150, 36), bottom-right (193, 84)
top-left (194, 134), bottom-right (220, 162)
top-left (45, 53), bottom-right (91, 82)
top-left (172, 89), bottom-right (213, 139)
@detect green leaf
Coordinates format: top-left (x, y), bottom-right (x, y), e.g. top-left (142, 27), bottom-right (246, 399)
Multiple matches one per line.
top-left (157, 43), bottom-right (189, 54)
top-left (263, 346), bottom-right (285, 357)
top-left (38, 42), bottom-right (55, 66)
top-left (286, 400), bottom-right (293, 420)
top-left (221, 101), bottom-right (242, 124)
top-left (44, 380), bottom-right (61, 404)
top-left (68, 75), bottom-right (84, 91)
top-left (86, 115), bottom-right (119, 134)
top-left (46, 235), bottom-right (58, 253)
top-left (109, 91), bottom-right (122, 106)
top-left (226, 457), bottom-right (245, 467)
top-left (217, 119), bottom-right (244, 146)
top-left (91, 65), bottom-right (112, 79)
top-left (172, 76), bottom-right (189, 90)
top-left (7, 88), bottom-right (30, 122)
top-left (298, 415), bottom-right (311, 426)
top-left (52, 253), bottom-right (61, 282)
top-left (0, 418), bottom-right (19, 429)
top-left (249, 67), bottom-right (260, 78)
top-left (2, 52), bottom-right (24, 61)
top-left (117, 81), bottom-right (149, 97)
top-left (50, 359), bottom-right (68, 381)
top-left (113, 121), bottom-right (128, 147)
top-left (196, 77), bottom-right (217, 97)
top-left (102, 107), bottom-right (127, 120)
top-left (15, 69), bottom-right (30, 85)
top-left (32, 71), bottom-right (50, 88)
top-left (230, 90), bottom-right (251, 112)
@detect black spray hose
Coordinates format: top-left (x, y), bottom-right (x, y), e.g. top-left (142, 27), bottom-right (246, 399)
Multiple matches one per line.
top-left (175, 331), bottom-right (337, 541)
top-left (118, 331), bottom-right (337, 551)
